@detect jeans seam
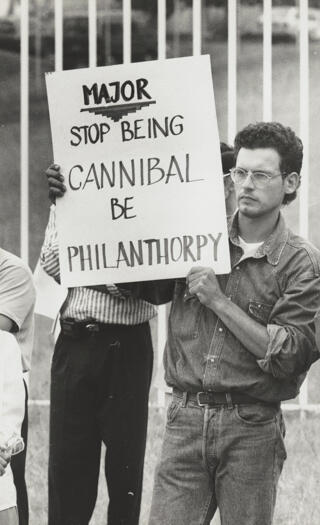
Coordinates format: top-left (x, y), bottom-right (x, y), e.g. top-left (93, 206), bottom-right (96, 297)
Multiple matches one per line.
top-left (200, 407), bottom-right (216, 525)
top-left (201, 407), bottom-right (209, 473)
top-left (271, 420), bottom-right (278, 516)
top-left (273, 414), bottom-right (286, 480)
top-left (199, 491), bottom-right (216, 525)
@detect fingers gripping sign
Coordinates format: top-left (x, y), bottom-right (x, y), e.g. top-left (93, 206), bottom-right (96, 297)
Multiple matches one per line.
top-left (187, 266), bottom-right (224, 309)
top-left (45, 163), bottom-right (66, 203)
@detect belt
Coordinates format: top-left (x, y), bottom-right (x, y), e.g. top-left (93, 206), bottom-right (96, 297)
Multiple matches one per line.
top-left (60, 318), bottom-right (111, 339)
top-left (173, 389), bottom-right (277, 408)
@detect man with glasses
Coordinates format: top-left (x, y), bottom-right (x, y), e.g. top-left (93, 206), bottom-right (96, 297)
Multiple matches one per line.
top-left (146, 122), bottom-right (320, 525)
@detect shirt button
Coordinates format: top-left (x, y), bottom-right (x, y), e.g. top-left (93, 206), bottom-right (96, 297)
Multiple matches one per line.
top-left (236, 266), bottom-right (240, 271)
top-left (218, 327), bottom-right (223, 332)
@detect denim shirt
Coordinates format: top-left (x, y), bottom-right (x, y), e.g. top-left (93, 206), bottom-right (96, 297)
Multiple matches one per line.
top-left (163, 212), bottom-right (320, 403)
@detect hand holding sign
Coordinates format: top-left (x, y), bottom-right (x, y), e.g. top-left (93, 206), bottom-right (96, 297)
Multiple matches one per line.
top-left (187, 266), bottom-right (224, 309)
top-left (46, 164), bottom-right (66, 203)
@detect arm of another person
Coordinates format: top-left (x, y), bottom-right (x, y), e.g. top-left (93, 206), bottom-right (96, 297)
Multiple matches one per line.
top-left (187, 266), bottom-right (320, 379)
top-left (0, 263), bottom-right (35, 336)
top-left (0, 332), bottom-right (25, 477)
top-left (40, 163), bottom-right (67, 284)
top-left (0, 332), bottom-right (25, 473)
top-left (0, 315), bottom-right (14, 332)
top-left (40, 201), bottom-right (61, 283)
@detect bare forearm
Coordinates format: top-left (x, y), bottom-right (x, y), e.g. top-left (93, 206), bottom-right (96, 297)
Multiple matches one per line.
top-left (209, 295), bottom-right (269, 359)
top-left (187, 266), bottom-right (269, 359)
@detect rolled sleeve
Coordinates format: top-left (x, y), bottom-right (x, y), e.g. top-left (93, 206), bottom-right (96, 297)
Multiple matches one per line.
top-left (257, 272), bottom-right (320, 379)
top-left (257, 324), bottom-right (290, 377)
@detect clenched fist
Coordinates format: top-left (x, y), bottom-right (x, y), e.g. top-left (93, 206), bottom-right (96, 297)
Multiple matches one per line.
top-left (187, 266), bottom-right (224, 310)
top-left (45, 163), bottom-right (66, 203)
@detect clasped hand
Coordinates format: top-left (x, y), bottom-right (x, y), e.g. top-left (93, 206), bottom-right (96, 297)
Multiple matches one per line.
top-left (187, 267), bottom-right (224, 309)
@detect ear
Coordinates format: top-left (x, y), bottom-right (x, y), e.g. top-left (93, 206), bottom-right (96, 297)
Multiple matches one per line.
top-left (283, 172), bottom-right (300, 196)
top-left (224, 176), bottom-right (234, 196)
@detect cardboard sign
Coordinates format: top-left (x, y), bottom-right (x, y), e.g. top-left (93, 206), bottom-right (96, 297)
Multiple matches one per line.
top-left (45, 55), bottom-right (230, 286)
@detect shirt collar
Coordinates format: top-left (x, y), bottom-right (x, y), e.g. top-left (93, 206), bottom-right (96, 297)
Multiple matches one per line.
top-left (228, 211), bottom-right (289, 266)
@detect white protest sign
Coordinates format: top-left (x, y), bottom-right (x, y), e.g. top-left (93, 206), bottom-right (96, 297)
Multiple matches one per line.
top-left (45, 55), bottom-right (230, 287)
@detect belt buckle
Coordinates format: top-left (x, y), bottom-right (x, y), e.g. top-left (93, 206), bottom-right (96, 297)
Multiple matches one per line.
top-left (85, 323), bottom-right (99, 332)
top-left (196, 392), bottom-right (207, 407)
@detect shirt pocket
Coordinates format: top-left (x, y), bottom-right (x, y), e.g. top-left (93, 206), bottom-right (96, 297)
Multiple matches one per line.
top-left (248, 300), bottom-right (273, 325)
top-left (235, 404), bottom-right (278, 426)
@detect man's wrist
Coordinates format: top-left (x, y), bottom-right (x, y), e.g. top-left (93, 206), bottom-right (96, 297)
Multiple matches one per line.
top-left (208, 293), bottom-right (228, 313)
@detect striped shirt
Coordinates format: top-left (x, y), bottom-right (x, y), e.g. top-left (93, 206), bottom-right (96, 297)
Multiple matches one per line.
top-left (40, 206), bottom-right (157, 325)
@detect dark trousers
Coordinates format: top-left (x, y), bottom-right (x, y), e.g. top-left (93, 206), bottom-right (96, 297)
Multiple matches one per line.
top-left (48, 322), bottom-right (153, 525)
top-left (11, 379), bottom-right (29, 525)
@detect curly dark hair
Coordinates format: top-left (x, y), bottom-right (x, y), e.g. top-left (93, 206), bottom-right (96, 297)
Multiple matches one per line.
top-left (220, 142), bottom-right (235, 175)
top-left (234, 122), bottom-right (303, 205)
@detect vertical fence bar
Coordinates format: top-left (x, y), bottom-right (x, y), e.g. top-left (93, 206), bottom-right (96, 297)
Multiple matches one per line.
top-left (227, 0), bottom-right (237, 144)
top-left (193, 0), bottom-right (202, 56)
top-left (157, 0), bottom-right (167, 406)
top-left (104, 0), bottom-right (112, 65)
top-left (173, 0), bottom-right (181, 57)
top-left (299, 0), bottom-right (309, 410)
top-left (88, 0), bottom-right (97, 68)
top-left (263, 0), bottom-right (272, 121)
top-left (123, 0), bottom-right (131, 64)
top-left (35, 0), bottom-right (42, 93)
top-left (299, 0), bottom-right (309, 239)
top-left (158, 0), bottom-right (166, 59)
top-left (54, 0), bottom-right (63, 72)
top-left (20, 0), bottom-right (29, 263)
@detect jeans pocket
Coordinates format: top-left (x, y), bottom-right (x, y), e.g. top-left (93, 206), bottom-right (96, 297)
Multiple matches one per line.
top-left (235, 404), bottom-right (278, 425)
top-left (166, 400), bottom-right (181, 425)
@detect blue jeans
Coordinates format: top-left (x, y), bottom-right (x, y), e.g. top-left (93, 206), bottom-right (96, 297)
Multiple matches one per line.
top-left (149, 393), bottom-right (286, 525)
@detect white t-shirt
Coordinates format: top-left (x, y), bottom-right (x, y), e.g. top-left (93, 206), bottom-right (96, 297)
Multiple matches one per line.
top-left (0, 331), bottom-right (25, 511)
top-left (238, 236), bottom-right (263, 260)
top-left (0, 249), bottom-right (36, 372)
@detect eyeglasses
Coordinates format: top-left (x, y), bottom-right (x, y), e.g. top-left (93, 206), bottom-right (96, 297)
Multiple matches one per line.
top-left (230, 167), bottom-right (285, 188)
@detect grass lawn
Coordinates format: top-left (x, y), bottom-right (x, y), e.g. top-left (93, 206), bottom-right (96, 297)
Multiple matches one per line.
top-left (2, 33), bottom-right (320, 524)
